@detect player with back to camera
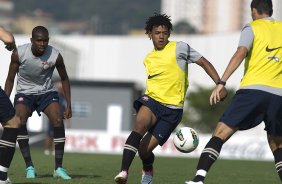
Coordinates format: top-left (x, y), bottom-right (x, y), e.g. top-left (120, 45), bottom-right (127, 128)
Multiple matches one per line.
top-left (0, 27), bottom-right (21, 184)
top-left (5, 26), bottom-right (72, 180)
top-left (114, 13), bottom-right (227, 184)
top-left (185, 0), bottom-right (282, 183)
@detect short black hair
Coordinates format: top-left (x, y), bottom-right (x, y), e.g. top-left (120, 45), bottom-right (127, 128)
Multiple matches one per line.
top-left (145, 13), bottom-right (173, 35)
top-left (32, 26), bottom-right (49, 38)
top-left (251, 0), bottom-right (273, 16)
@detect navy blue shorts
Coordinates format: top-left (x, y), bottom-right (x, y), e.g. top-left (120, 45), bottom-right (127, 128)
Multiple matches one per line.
top-left (14, 91), bottom-right (59, 116)
top-left (134, 95), bottom-right (183, 146)
top-left (220, 89), bottom-right (282, 136)
top-left (0, 87), bottom-right (15, 123)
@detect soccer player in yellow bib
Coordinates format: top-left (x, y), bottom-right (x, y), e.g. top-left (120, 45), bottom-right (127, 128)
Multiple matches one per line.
top-left (114, 13), bottom-right (226, 184)
top-left (185, 0), bottom-right (282, 183)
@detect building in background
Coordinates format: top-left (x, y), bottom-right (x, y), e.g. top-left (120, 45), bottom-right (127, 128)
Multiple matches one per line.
top-left (162, 0), bottom-right (282, 34)
top-left (0, 0), bottom-right (13, 29)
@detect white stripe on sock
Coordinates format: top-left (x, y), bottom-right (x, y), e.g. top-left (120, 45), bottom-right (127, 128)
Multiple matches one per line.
top-left (0, 165), bottom-right (8, 172)
top-left (196, 169), bottom-right (207, 177)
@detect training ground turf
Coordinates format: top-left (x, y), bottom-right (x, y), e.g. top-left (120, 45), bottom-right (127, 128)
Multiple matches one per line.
top-left (7, 148), bottom-right (279, 184)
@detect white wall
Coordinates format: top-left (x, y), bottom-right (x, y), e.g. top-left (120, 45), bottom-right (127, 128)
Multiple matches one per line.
top-left (0, 32), bottom-right (243, 94)
top-left (54, 33), bottom-right (243, 91)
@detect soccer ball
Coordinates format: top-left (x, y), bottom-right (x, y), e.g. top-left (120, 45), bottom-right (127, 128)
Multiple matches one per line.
top-left (173, 127), bottom-right (199, 153)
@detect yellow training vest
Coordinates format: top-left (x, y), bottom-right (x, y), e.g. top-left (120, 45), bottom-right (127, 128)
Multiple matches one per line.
top-left (144, 41), bottom-right (188, 107)
top-left (240, 19), bottom-right (282, 88)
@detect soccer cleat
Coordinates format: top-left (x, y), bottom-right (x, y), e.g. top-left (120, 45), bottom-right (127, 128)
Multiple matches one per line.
top-left (114, 170), bottom-right (128, 184)
top-left (141, 169), bottom-right (153, 184)
top-left (53, 167), bottom-right (71, 180)
top-left (0, 178), bottom-right (11, 184)
top-left (184, 181), bottom-right (203, 184)
top-left (26, 166), bottom-right (36, 178)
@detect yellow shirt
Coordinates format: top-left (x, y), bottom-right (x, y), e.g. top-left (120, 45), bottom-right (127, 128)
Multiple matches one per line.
top-left (240, 19), bottom-right (282, 88)
top-left (144, 41), bottom-right (202, 107)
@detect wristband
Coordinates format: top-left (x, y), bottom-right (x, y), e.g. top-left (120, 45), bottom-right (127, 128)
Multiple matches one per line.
top-left (216, 79), bottom-right (226, 86)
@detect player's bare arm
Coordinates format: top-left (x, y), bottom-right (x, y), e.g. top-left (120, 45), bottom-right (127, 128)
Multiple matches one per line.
top-left (55, 53), bottom-right (72, 119)
top-left (5, 49), bottom-right (20, 97)
top-left (195, 57), bottom-right (228, 103)
top-left (210, 46), bottom-right (248, 105)
top-left (0, 27), bottom-right (16, 51)
top-left (195, 57), bottom-right (221, 84)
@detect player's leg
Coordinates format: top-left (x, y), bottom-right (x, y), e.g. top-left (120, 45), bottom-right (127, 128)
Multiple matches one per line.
top-left (186, 90), bottom-right (268, 184)
top-left (139, 106), bottom-right (183, 184)
top-left (114, 105), bottom-right (157, 184)
top-left (43, 101), bottom-right (71, 180)
top-left (265, 94), bottom-right (282, 182)
top-left (0, 89), bottom-right (20, 183)
top-left (268, 135), bottom-right (282, 181)
top-left (0, 117), bottom-right (20, 184)
top-left (185, 122), bottom-right (236, 184)
top-left (138, 133), bottom-right (158, 184)
top-left (15, 103), bottom-right (36, 179)
top-left (44, 122), bottom-right (54, 155)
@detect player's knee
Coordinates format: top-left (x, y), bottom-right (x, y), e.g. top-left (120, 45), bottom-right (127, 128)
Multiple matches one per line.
top-left (52, 117), bottom-right (64, 127)
top-left (3, 115), bottom-right (21, 128)
top-left (133, 121), bottom-right (150, 135)
top-left (17, 114), bottom-right (28, 125)
top-left (268, 135), bottom-right (282, 152)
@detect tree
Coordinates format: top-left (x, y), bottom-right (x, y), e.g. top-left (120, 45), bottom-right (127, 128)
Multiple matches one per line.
top-left (182, 86), bottom-right (235, 133)
top-left (174, 21), bottom-right (198, 34)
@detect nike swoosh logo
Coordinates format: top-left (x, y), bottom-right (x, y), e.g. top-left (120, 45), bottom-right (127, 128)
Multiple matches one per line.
top-left (148, 72), bottom-right (162, 79)
top-left (180, 139), bottom-right (187, 147)
top-left (266, 46), bottom-right (282, 52)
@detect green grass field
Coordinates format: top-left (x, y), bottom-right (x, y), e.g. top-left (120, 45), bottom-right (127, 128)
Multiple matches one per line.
top-left (7, 148), bottom-right (279, 184)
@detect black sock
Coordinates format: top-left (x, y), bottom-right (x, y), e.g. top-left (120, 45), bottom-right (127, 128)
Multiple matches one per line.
top-left (0, 128), bottom-right (18, 181)
top-left (273, 148), bottom-right (282, 181)
top-left (17, 124), bottom-right (33, 168)
top-left (121, 131), bottom-right (143, 171)
top-left (142, 153), bottom-right (155, 172)
top-left (193, 136), bottom-right (224, 182)
top-left (53, 126), bottom-right (65, 169)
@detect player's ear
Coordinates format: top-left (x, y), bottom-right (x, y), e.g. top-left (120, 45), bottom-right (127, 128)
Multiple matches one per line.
top-left (148, 31), bottom-right (152, 40)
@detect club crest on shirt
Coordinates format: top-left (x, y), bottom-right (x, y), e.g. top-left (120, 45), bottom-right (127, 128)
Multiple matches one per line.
top-left (42, 61), bottom-right (53, 70)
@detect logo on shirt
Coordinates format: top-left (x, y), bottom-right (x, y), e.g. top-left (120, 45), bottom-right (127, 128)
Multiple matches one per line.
top-left (266, 46), bottom-right (282, 52)
top-left (42, 61), bottom-right (54, 70)
top-left (148, 72), bottom-right (163, 79)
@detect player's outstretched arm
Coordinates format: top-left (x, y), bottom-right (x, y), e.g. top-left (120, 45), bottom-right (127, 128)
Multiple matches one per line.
top-left (220, 46), bottom-right (248, 83)
top-left (5, 49), bottom-right (20, 97)
top-left (195, 57), bottom-right (228, 104)
top-left (56, 53), bottom-right (72, 119)
top-left (0, 27), bottom-right (16, 51)
top-left (210, 46), bottom-right (248, 105)
top-left (195, 57), bottom-right (221, 84)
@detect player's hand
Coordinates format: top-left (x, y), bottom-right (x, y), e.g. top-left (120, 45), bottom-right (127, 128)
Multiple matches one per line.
top-left (64, 107), bottom-right (72, 119)
top-left (4, 42), bottom-right (16, 51)
top-left (210, 85), bottom-right (228, 105)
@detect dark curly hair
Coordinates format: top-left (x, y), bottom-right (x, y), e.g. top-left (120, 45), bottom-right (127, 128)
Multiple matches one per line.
top-left (145, 13), bottom-right (173, 35)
